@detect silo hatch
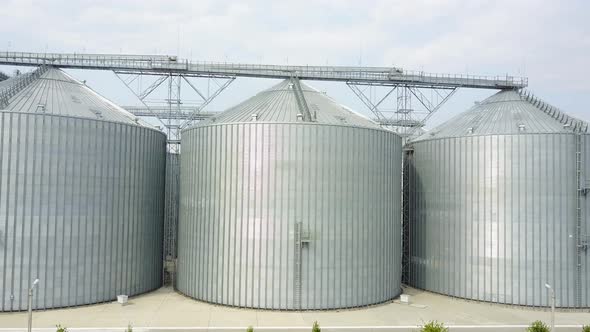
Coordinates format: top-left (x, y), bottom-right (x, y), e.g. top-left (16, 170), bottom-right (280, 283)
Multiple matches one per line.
top-left (301, 231), bottom-right (311, 243)
top-left (295, 221), bottom-right (311, 244)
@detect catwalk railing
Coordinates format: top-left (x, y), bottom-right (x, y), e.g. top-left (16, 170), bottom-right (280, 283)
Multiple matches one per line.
top-left (0, 51), bottom-right (528, 89)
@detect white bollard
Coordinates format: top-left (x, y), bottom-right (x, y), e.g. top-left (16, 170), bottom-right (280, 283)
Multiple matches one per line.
top-left (400, 294), bottom-right (410, 304)
top-left (117, 295), bottom-right (129, 305)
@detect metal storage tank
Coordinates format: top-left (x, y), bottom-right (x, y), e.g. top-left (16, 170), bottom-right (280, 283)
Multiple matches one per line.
top-left (178, 79), bottom-right (402, 309)
top-left (405, 90), bottom-right (589, 308)
top-left (0, 67), bottom-right (166, 311)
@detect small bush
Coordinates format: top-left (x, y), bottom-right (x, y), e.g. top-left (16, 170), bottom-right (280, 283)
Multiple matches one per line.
top-left (582, 325), bottom-right (590, 332)
top-left (527, 321), bottom-right (550, 332)
top-left (246, 326), bottom-right (254, 332)
top-left (126, 324), bottom-right (133, 332)
top-left (420, 321), bottom-right (448, 332)
top-left (55, 325), bottom-right (68, 332)
top-left (312, 321), bottom-right (320, 332)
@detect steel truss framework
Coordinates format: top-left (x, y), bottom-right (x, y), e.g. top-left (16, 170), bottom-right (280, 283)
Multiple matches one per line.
top-left (0, 51), bottom-right (528, 144)
top-left (402, 147), bottom-right (414, 284)
top-left (113, 71), bottom-right (234, 153)
top-left (163, 152), bottom-right (180, 287)
top-left (0, 51), bottom-right (527, 87)
top-left (347, 82), bottom-right (457, 137)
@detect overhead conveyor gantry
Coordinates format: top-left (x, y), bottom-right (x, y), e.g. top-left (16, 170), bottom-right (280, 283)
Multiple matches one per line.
top-left (0, 51), bottom-right (527, 88)
top-left (0, 51), bottom-right (529, 151)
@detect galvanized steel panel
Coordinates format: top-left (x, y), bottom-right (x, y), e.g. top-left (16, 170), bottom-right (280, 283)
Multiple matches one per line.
top-left (413, 90), bottom-right (587, 141)
top-left (202, 80), bottom-right (380, 128)
top-left (178, 122), bottom-right (402, 309)
top-left (3, 68), bottom-right (150, 127)
top-left (0, 112), bottom-right (166, 311)
top-left (407, 133), bottom-right (588, 307)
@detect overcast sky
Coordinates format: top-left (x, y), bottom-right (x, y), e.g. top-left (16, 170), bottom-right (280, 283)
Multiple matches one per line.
top-left (1, 0), bottom-right (588, 127)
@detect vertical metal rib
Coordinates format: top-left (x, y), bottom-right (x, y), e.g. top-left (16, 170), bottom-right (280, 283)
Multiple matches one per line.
top-left (0, 113), bottom-right (166, 311)
top-left (408, 133), bottom-right (585, 307)
top-left (178, 123), bottom-right (402, 309)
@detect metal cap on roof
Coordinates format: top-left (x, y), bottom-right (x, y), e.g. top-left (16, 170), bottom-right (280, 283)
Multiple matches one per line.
top-left (199, 79), bottom-right (380, 129)
top-left (0, 66), bottom-right (151, 127)
top-left (413, 89), bottom-right (588, 141)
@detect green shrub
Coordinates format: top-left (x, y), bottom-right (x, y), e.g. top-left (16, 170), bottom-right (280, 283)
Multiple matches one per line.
top-left (582, 325), bottom-right (590, 332)
top-left (56, 325), bottom-right (68, 332)
top-left (312, 321), bottom-right (320, 332)
top-left (126, 324), bottom-right (133, 332)
top-left (527, 321), bottom-right (550, 332)
top-left (246, 326), bottom-right (254, 332)
top-left (419, 321), bottom-right (448, 332)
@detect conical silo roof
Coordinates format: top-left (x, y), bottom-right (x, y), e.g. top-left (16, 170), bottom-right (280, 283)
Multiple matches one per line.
top-left (413, 89), bottom-right (588, 141)
top-left (201, 79), bottom-right (380, 129)
top-left (0, 66), bottom-right (148, 126)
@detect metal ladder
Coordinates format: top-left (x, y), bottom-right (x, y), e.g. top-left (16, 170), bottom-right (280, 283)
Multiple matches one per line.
top-left (293, 221), bottom-right (311, 309)
top-left (402, 148), bottom-right (414, 284)
top-left (294, 222), bottom-right (302, 309)
top-left (575, 133), bottom-right (585, 307)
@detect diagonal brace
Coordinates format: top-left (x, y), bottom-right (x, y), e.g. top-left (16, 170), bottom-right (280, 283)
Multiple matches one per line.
top-left (347, 82), bottom-right (398, 121)
top-left (113, 71), bottom-right (167, 128)
top-left (179, 77), bottom-right (235, 129)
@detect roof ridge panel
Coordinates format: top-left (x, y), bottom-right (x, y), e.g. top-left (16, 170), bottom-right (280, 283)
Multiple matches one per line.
top-left (1, 67), bottom-right (152, 128)
top-left (413, 89), bottom-right (587, 141)
top-left (193, 79), bottom-right (380, 129)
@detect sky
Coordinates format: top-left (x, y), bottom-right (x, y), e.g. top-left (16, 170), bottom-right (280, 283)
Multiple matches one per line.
top-left (1, 0), bottom-right (589, 128)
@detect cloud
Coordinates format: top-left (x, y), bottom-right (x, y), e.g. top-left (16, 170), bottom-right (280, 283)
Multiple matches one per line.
top-left (1, 0), bottom-right (588, 123)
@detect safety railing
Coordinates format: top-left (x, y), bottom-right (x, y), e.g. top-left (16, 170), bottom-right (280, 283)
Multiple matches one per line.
top-left (0, 65), bottom-right (48, 108)
top-left (0, 51), bottom-right (528, 88)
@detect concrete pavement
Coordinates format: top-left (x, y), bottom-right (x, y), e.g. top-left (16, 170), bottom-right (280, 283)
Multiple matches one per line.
top-left (0, 286), bottom-right (587, 331)
top-left (0, 326), bottom-right (587, 332)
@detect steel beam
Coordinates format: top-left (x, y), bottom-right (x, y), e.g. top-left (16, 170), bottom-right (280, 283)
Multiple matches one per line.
top-left (0, 51), bottom-right (528, 89)
top-left (123, 106), bottom-right (216, 120)
top-left (179, 77), bottom-right (234, 129)
top-left (348, 81), bottom-right (457, 136)
top-left (114, 71), bottom-right (166, 126)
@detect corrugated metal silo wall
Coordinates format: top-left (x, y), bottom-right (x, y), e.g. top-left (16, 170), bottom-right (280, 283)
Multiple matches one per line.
top-left (0, 112), bottom-right (166, 311)
top-left (178, 122), bottom-right (402, 309)
top-left (407, 133), bottom-right (589, 307)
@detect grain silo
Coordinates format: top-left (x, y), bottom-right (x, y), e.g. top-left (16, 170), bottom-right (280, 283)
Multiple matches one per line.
top-left (0, 67), bottom-right (166, 311)
top-left (178, 79), bottom-right (402, 309)
top-left (405, 89), bottom-right (589, 308)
